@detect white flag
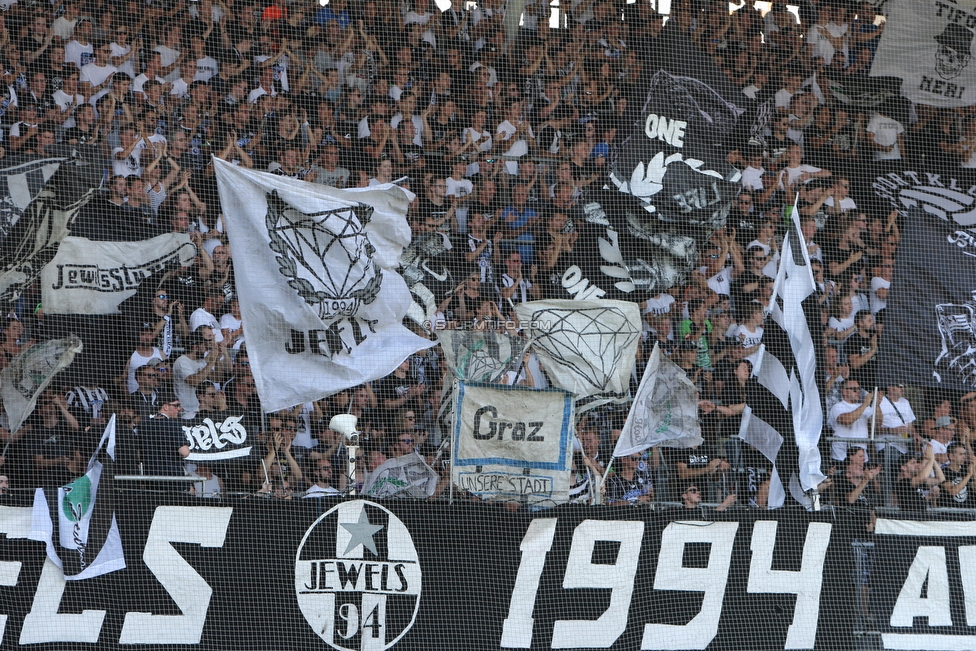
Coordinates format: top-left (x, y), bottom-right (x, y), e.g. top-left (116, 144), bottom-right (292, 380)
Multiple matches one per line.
top-left (213, 159), bottom-right (434, 412)
top-left (362, 450), bottom-right (439, 498)
top-left (514, 299), bottom-right (641, 398)
top-left (29, 415), bottom-right (126, 580)
top-left (871, 0), bottom-right (976, 107)
top-left (1, 336), bottom-right (83, 433)
top-left (42, 233), bottom-right (196, 314)
top-left (614, 342), bottom-right (702, 457)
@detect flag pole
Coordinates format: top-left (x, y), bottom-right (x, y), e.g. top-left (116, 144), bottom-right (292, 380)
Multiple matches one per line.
top-left (600, 456), bottom-right (616, 504)
top-left (870, 387), bottom-right (879, 442)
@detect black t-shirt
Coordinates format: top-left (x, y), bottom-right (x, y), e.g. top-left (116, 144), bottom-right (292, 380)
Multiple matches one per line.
top-left (418, 197), bottom-right (451, 228)
top-left (29, 420), bottom-right (81, 487)
top-left (895, 477), bottom-right (928, 511)
top-left (942, 465), bottom-right (972, 507)
top-left (843, 332), bottom-right (878, 389)
top-left (141, 414), bottom-right (189, 477)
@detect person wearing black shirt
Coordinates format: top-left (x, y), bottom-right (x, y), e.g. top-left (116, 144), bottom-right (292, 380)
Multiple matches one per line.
top-left (844, 311), bottom-right (879, 390)
top-left (894, 446), bottom-right (943, 510)
top-left (141, 395), bottom-right (191, 483)
top-left (941, 441), bottom-right (975, 508)
top-left (605, 452), bottom-right (653, 505)
top-left (29, 389), bottom-right (83, 488)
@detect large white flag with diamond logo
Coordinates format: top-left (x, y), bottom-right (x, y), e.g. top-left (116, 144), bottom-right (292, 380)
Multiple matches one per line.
top-left (515, 299), bottom-right (641, 398)
top-left (214, 159), bottom-right (434, 412)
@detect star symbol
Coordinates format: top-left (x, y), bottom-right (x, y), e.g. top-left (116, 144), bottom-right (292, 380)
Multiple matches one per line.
top-left (340, 510), bottom-right (384, 556)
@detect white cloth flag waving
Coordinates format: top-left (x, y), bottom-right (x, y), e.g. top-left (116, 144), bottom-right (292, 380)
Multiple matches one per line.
top-left (614, 342), bottom-right (702, 457)
top-left (214, 159), bottom-right (434, 412)
top-left (29, 415), bottom-right (125, 580)
top-left (871, 0), bottom-right (976, 107)
top-left (515, 299), bottom-right (641, 398)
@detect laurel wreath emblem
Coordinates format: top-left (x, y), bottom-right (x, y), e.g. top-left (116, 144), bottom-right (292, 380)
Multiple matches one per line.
top-left (265, 191), bottom-right (383, 319)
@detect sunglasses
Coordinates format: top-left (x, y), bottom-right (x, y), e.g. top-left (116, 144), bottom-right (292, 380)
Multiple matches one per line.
top-left (157, 294), bottom-right (169, 300)
top-left (400, 438), bottom-right (414, 445)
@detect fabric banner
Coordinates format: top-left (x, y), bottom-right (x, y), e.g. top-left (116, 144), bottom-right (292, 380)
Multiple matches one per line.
top-left (41, 233), bottom-right (196, 314)
top-left (181, 415), bottom-right (253, 462)
top-left (614, 342), bottom-right (702, 456)
top-left (878, 206), bottom-right (976, 389)
top-left (871, 0), bottom-right (976, 107)
top-left (213, 158), bottom-right (434, 413)
top-left (437, 330), bottom-right (529, 383)
top-left (0, 336), bottom-right (83, 433)
top-left (361, 450), bottom-right (439, 498)
top-left (515, 299), bottom-right (641, 399)
top-left (452, 382), bottom-right (574, 503)
top-left (0, 499), bottom-right (860, 650)
top-left (28, 415), bottom-right (125, 581)
top-left (0, 185), bottom-right (95, 303)
top-left (872, 517), bottom-right (976, 650)
top-left (0, 156), bottom-right (62, 244)
top-left (766, 210), bottom-right (826, 496)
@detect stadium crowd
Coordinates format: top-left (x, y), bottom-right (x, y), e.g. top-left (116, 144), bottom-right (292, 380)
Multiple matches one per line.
top-left (0, 0), bottom-right (968, 516)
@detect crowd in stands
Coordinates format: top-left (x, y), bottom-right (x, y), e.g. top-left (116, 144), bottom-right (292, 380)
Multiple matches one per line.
top-left (0, 0), bottom-right (970, 512)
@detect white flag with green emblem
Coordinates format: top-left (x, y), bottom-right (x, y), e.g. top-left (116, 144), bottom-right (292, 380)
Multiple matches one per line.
top-left (614, 342), bottom-right (702, 456)
top-left (29, 415), bottom-right (125, 580)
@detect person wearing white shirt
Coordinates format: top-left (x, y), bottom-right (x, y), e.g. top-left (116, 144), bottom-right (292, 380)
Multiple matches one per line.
top-left (109, 27), bottom-right (139, 80)
top-left (79, 42), bottom-right (117, 98)
top-left (112, 125), bottom-right (147, 177)
top-left (154, 25), bottom-right (183, 83)
top-left (303, 457), bottom-right (340, 497)
top-left (496, 99), bottom-right (534, 175)
top-left (190, 293), bottom-right (226, 343)
top-left (829, 380), bottom-right (875, 462)
top-left (65, 28), bottom-right (95, 71)
top-left (871, 258), bottom-right (893, 315)
top-left (867, 111), bottom-right (906, 162)
top-left (877, 384), bottom-right (917, 454)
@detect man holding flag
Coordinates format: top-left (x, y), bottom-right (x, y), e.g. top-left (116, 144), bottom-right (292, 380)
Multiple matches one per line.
top-left (29, 414), bottom-right (125, 580)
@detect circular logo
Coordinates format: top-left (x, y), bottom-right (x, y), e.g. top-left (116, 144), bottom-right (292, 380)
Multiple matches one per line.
top-left (295, 500), bottom-right (421, 650)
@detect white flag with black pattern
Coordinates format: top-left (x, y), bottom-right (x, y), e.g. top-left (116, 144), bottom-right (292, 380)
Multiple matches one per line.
top-left (213, 159), bottom-right (434, 412)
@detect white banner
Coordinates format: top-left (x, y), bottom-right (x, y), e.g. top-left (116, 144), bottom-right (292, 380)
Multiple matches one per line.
top-left (515, 299), bottom-right (641, 398)
top-left (362, 450), bottom-right (440, 498)
top-left (1, 336), bottom-right (83, 433)
top-left (614, 342), bottom-right (702, 457)
top-left (41, 233), bottom-right (196, 314)
top-left (452, 382), bottom-right (574, 504)
top-left (871, 0), bottom-right (976, 107)
top-left (213, 159), bottom-right (434, 413)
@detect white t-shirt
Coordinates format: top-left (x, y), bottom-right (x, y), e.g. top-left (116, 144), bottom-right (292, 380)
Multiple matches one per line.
top-left (824, 196), bottom-right (857, 213)
top-left (870, 277), bottom-right (890, 314)
top-left (80, 62), bottom-right (117, 89)
top-left (497, 119), bottom-right (533, 173)
top-left (51, 16), bottom-right (77, 41)
top-left (463, 127), bottom-right (493, 152)
top-left (190, 307), bottom-right (224, 342)
top-left (194, 56), bottom-right (219, 82)
top-left (878, 396), bottom-right (916, 454)
top-left (707, 267), bottom-right (735, 297)
top-left (741, 165), bottom-right (765, 191)
top-left (643, 293), bottom-right (675, 316)
top-left (173, 354), bottom-right (207, 413)
top-left (110, 42), bottom-right (136, 79)
top-left (734, 324), bottom-right (764, 365)
top-left (389, 113), bottom-right (424, 146)
top-left (127, 348), bottom-right (164, 393)
top-left (111, 140), bottom-right (147, 177)
top-left (774, 88), bottom-right (795, 110)
top-left (154, 45), bottom-right (182, 83)
top-left (867, 113), bottom-right (904, 160)
top-left (65, 40), bottom-right (95, 70)
top-left (829, 400), bottom-right (873, 461)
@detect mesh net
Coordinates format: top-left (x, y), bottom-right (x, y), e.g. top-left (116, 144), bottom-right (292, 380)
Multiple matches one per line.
top-left (0, 0), bottom-right (973, 649)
